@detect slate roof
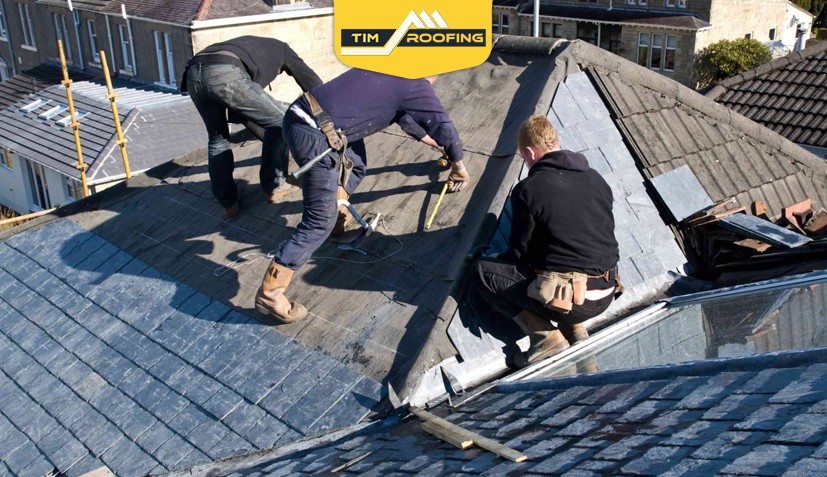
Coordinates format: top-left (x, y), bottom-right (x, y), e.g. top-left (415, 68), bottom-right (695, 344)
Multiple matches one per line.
top-left (0, 64), bottom-right (96, 110)
top-left (0, 219), bottom-right (383, 477)
top-left (518, 4), bottom-right (712, 30)
top-left (170, 345), bottom-right (827, 477)
top-left (707, 42), bottom-right (827, 150)
top-left (0, 72), bottom-right (204, 183)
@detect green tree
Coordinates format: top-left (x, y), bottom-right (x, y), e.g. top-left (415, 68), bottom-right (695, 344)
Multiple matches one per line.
top-left (694, 38), bottom-right (772, 88)
top-left (793, 0), bottom-right (827, 23)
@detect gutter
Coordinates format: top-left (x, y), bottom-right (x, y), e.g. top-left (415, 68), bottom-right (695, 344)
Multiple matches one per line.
top-left (190, 7), bottom-right (333, 30)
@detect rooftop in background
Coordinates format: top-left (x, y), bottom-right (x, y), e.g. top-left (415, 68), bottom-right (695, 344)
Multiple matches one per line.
top-left (707, 42), bottom-right (827, 158)
top-left (36, 0), bottom-right (331, 25)
top-left (495, 1), bottom-right (712, 30)
top-left (0, 64), bottom-right (204, 184)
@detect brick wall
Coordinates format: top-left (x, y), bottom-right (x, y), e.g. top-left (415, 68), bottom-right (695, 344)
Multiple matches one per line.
top-left (191, 14), bottom-right (347, 103)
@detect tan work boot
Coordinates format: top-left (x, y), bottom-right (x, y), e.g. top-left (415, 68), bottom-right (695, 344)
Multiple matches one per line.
top-left (559, 321), bottom-right (589, 345)
top-left (265, 181), bottom-right (299, 203)
top-left (254, 261), bottom-right (307, 324)
top-left (332, 186), bottom-right (352, 235)
top-left (224, 202), bottom-right (240, 218)
top-left (512, 309), bottom-right (570, 368)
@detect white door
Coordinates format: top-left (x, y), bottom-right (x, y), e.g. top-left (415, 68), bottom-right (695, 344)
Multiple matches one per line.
top-left (25, 160), bottom-right (52, 210)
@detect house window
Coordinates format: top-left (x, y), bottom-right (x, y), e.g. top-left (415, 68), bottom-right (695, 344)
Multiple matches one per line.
top-left (0, 56), bottom-right (8, 81)
top-left (666, 0), bottom-right (675, 5)
top-left (53, 14), bottom-right (73, 64)
top-left (769, 28), bottom-right (776, 41)
top-left (88, 20), bottom-right (100, 63)
top-left (637, 33), bottom-right (650, 67)
top-left (0, 1), bottom-right (9, 40)
top-left (744, 32), bottom-right (753, 39)
top-left (119, 24), bottom-right (133, 72)
top-left (664, 35), bottom-right (677, 71)
top-left (577, 22), bottom-right (598, 45)
top-left (541, 23), bottom-right (552, 38)
top-left (492, 13), bottom-right (509, 34)
top-left (65, 176), bottom-right (81, 201)
top-left (153, 31), bottom-right (176, 86)
top-left (552, 23), bottom-right (563, 38)
top-left (628, 0), bottom-right (636, 4)
top-left (17, 3), bottom-right (36, 49)
top-left (640, 0), bottom-right (647, 5)
top-left (1, 149), bottom-right (12, 171)
top-left (678, 0), bottom-right (687, 7)
top-left (25, 160), bottom-right (51, 210)
top-left (650, 33), bottom-right (663, 70)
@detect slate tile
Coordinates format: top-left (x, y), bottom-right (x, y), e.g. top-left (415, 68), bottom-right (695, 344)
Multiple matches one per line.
top-left (46, 438), bottom-right (89, 474)
top-left (737, 368), bottom-right (802, 395)
top-left (540, 405), bottom-right (594, 428)
top-left (783, 458), bottom-right (827, 477)
top-left (721, 444), bottom-right (814, 476)
top-left (152, 391), bottom-right (189, 423)
top-left (222, 402), bottom-right (267, 436)
top-left (258, 352), bottom-right (334, 418)
top-left (133, 380), bottom-right (172, 411)
top-left (233, 342), bottom-right (311, 403)
top-left (532, 446), bottom-right (598, 474)
top-left (620, 445), bottom-right (693, 476)
top-left (280, 372), bottom-right (351, 432)
top-left (702, 393), bottom-right (770, 421)
top-left (168, 403), bottom-right (211, 436)
top-left (118, 368), bottom-right (155, 397)
top-left (80, 420), bottom-right (123, 458)
top-left (116, 450), bottom-right (159, 477)
top-left (187, 420), bottom-right (231, 455)
top-left (121, 407), bottom-right (158, 440)
top-left (0, 426), bottom-right (29, 460)
top-left (206, 431), bottom-right (253, 461)
top-left (3, 441), bottom-right (42, 475)
top-left (100, 437), bottom-right (143, 476)
top-left (19, 455), bottom-right (56, 477)
top-left (147, 353), bottom-right (189, 384)
top-left (201, 386), bottom-right (243, 420)
top-left (243, 413), bottom-right (290, 449)
top-left (663, 420), bottom-right (740, 447)
top-left (173, 448), bottom-right (211, 471)
top-left (135, 421), bottom-right (176, 455)
top-left (183, 374), bottom-right (224, 406)
top-left (770, 414), bottom-right (827, 445)
top-left (64, 455), bottom-right (106, 477)
top-left (735, 404), bottom-right (808, 432)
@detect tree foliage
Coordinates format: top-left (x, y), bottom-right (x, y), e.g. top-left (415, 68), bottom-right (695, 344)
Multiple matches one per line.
top-left (695, 38), bottom-right (772, 88)
top-left (793, 0), bottom-right (827, 28)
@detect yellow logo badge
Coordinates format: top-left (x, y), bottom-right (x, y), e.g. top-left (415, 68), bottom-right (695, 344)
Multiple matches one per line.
top-left (335, 1), bottom-right (493, 78)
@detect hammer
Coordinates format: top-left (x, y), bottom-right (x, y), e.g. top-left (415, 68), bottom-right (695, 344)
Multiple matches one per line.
top-left (337, 199), bottom-right (381, 256)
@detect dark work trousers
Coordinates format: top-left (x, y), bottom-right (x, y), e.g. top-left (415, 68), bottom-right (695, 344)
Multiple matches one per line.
top-left (186, 63), bottom-right (289, 208)
top-left (473, 256), bottom-right (614, 325)
top-left (272, 111), bottom-right (367, 269)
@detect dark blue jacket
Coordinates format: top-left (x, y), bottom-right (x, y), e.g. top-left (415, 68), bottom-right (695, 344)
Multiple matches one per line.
top-left (297, 69), bottom-right (464, 162)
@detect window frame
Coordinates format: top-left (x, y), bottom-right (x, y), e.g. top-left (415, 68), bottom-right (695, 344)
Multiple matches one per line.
top-left (17, 3), bottom-right (36, 49)
top-left (0, 1), bottom-right (9, 41)
top-left (492, 12), bottom-right (509, 35)
top-left (87, 19), bottom-right (100, 63)
top-left (664, 34), bottom-right (677, 72)
top-left (64, 175), bottom-right (81, 201)
top-left (637, 32), bottom-right (650, 68)
top-left (53, 13), bottom-right (73, 64)
top-left (119, 23), bottom-right (133, 73)
top-left (650, 33), bottom-right (664, 70)
top-left (1, 148), bottom-right (13, 171)
top-left (541, 22), bottom-right (553, 38)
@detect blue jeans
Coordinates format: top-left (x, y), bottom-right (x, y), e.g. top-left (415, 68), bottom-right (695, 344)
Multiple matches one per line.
top-left (272, 111), bottom-right (367, 269)
top-left (186, 63), bottom-right (288, 207)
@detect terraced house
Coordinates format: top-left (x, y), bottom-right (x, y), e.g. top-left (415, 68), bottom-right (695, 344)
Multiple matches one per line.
top-left (0, 0), bottom-right (340, 101)
top-left (493, 0), bottom-right (810, 86)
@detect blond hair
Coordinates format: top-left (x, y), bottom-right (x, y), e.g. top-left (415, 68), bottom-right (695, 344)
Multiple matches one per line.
top-left (517, 115), bottom-right (559, 151)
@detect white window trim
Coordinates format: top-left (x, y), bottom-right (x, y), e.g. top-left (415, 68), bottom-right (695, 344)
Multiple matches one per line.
top-left (0, 149), bottom-right (13, 172)
top-left (119, 24), bottom-right (133, 74)
top-left (636, 32), bottom-right (649, 67)
top-left (0, 1), bottom-right (9, 41)
top-left (628, 0), bottom-right (636, 4)
top-left (639, 0), bottom-right (647, 5)
top-left (88, 19), bottom-right (100, 63)
top-left (153, 31), bottom-right (166, 84)
top-left (678, 0), bottom-right (687, 8)
top-left (745, 32), bottom-right (753, 39)
top-left (650, 33), bottom-right (663, 70)
top-left (664, 34), bottom-right (676, 72)
top-left (493, 13), bottom-right (509, 35)
top-left (165, 32), bottom-right (175, 86)
top-left (54, 13), bottom-right (73, 64)
top-left (18, 3), bottom-right (36, 49)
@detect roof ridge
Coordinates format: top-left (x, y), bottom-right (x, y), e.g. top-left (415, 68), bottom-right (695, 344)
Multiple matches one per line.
top-left (707, 41), bottom-right (827, 99)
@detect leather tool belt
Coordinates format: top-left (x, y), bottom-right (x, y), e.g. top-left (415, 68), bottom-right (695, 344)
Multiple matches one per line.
top-left (528, 266), bottom-right (623, 314)
top-left (303, 93), bottom-right (351, 187)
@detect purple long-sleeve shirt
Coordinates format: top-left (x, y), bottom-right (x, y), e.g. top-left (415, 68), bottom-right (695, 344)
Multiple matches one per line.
top-left (296, 69), bottom-right (464, 162)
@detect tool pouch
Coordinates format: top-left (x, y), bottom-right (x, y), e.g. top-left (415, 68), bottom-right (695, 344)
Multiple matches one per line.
top-left (304, 93), bottom-right (344, 152)
top-left (528, 271), bottom-right (589, 314)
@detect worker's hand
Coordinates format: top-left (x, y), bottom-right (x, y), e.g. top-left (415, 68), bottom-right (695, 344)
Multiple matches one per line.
top-left (447, 161), bottom-right (470, 193)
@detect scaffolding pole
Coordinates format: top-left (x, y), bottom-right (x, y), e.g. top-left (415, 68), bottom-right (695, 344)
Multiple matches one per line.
top-left (100, 50), bottom-right (131, 178)
top-left (58, 39), bottom-right (90, 198)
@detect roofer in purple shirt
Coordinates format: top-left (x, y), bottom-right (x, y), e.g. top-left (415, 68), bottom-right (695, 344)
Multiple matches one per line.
top-left (255, 68), bottom-right (469, 324)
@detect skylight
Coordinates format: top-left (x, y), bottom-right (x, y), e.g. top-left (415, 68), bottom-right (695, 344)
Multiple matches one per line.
top-left (20, 98), bottom-right (49, 113)
top-left (38, 105), bottom-right (68, 120)
top-left (56, 110), bottom-right (88, 127)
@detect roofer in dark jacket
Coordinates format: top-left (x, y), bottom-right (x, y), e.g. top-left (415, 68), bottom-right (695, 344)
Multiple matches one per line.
top-left (474, 115), bottom-right (621, 367)
top-left (182, 36), bottom-right (322, 217)
top-left (255, 68), bottom-right (469, 324)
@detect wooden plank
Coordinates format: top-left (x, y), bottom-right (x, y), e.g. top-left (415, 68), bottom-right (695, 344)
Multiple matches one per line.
top-left (411, 407), bottom-right (527, 462)
top-left (421, 420), bottom-right (474, 449)
top-left (331, 451), bottom-right (373, 473)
